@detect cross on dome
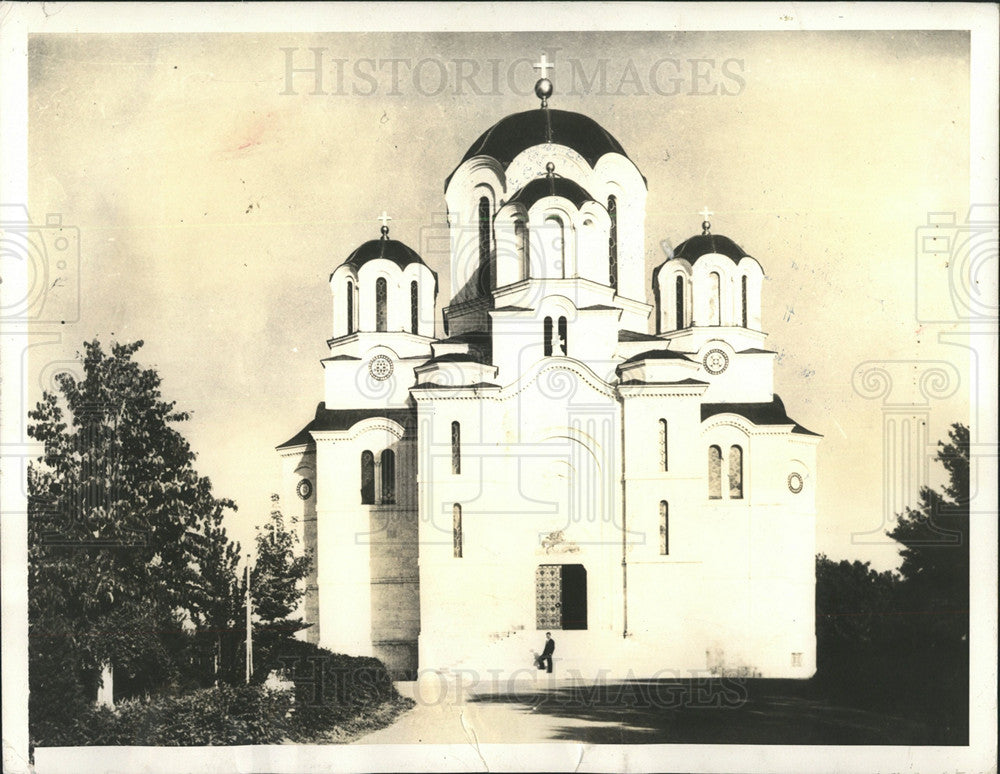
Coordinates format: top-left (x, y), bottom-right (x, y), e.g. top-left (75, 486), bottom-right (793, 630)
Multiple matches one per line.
top-left (533, 53), bottom-right (554, 80)
top-left (699, 206), bottom-right (713, 235)
top-left (377, 210), bottom-right (392, 237)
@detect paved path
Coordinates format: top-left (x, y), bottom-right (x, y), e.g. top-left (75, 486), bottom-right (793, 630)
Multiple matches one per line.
top-left (355, 675), bottom-right (622, 745)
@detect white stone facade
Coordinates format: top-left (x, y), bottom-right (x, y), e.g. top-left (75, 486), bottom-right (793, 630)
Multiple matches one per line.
top-left (278, 96), bottom-right (820, 680)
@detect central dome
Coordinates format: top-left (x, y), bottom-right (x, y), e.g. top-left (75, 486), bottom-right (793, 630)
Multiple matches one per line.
top-left (445, 108), bottom-right (634, 189)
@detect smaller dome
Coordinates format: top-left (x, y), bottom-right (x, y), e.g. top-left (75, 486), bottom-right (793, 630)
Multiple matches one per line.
top-left (505, 176), bottom-right (595, 211)
top-left (672, 233), bottom-right (751, 264)
top-left (341, 237), bottom-right (433, 274)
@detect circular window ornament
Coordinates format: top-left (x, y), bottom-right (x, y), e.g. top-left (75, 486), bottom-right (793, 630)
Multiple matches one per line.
top-left (787, 472), bottom-right (804, 494)
top-left (368, 354), bottom-right (394, 381)
top-left (703, 349), bottom-right (729, 375)
top-left (296, 478), bottom-right (313, 500)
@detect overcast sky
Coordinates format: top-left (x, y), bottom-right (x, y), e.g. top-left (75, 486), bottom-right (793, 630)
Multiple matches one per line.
top-left (26, 30), bottom-right (971, 569)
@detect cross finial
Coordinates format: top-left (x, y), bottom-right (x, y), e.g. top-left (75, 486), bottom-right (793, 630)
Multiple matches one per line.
top-left (699, 206), bottom-right (713, 234)
top-left (377, 210), bottom-right (392, 237)
top-left (533, 53), bottom-right (554, 80)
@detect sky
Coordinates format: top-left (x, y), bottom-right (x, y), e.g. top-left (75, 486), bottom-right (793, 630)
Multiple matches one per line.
top-left (25, 30), bottom-right (974, 570)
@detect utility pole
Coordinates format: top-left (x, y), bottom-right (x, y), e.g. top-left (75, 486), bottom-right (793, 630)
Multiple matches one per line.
top-left (245, 553), bottom-right (253, 683)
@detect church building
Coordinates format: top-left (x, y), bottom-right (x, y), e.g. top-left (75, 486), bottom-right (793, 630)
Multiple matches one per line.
top-left (277, 58), bottom-right (820, 680)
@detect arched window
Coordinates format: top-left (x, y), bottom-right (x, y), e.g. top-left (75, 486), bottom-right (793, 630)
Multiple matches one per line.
top-left (360, 451), bottom-right (375, 504)
top-left (375, 277), bottom-right (388, 332)
top-left (346, 280), bottom-right (355, 335)
top-left (659, 419), bottom-right (668, 471)
top-left (410, 280), bottom-right (419, 334)
top-left (451, 421), bottom-right (461, 475)
top-left (478, 196), bottom-right (491, 293)
top-left (708, 445), bottom-right (722, 499)
top-left (741, 275), bottom-right (748, 328)
top-left (708, 272), bottom-right (721, 326)
top-left (654, 284), bottom-right (662, 335)
top-left (515, 220), bottom-right (529, 281)
top-left (452, 503), bottom-right (463, 558)
top-left (557, 316), bottom-right (568, 356)
top-left (675, 275), bottom-right (685, 330)
top-left (380, 449), bottom-right (395, 504)
top-left (729, 445), bottom-right (743, 499)
top-left (543, 316), bottom-right (553, 357)
top-left (545, 216), bottom-right (565, 278)
top-left (607, 195), bottom-right (618, 289)
top-left (659, 500), bottom-right (669, 555)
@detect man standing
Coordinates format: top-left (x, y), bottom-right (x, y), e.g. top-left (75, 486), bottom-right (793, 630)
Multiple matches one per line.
top-left (540, 632), bottom-right (555, 674)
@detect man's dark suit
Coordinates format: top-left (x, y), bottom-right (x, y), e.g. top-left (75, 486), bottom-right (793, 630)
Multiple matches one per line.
top-left (540, 637), bottom-right (555, 673)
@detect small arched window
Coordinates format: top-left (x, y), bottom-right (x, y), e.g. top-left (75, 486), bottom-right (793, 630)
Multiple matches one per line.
top-left (375, 277), bottom-right (388, 332)
top-left (741, 275), bottom-right (748, 328)
top-left (360, 451), bottom-right (375, 504)
top-left (659, 500), bottom-right (669, 555)
top-left (453, 503), bottom-right (463, 558)
top-left (478, 196), bottom-right (491, 293)
top-left (708, 272), bottom-right (721, 326)
top-left (451, 421), bottom-right (461, 475)
top-left (708, 445), bottom-right (722, 499)
top-left (557, 316), bottom-right (568, 356)
top-left (380, 449), bottom-right (395, 504)
top-left (410, 280), bottom-right (419, 334)
top-left (675, 275), bottom-right (685, 330)
top-left (347, 280), bottom-right (355, 335)
top-left (543, 316), bottom-right (553, 357)
top-left (659, 419), bottom-right (668, 472)
top-left (607, 195), bottom-right (618, 289)
top-left (515, 220), bottom-right (530, 281)
top-left (729, 445), bottom-right (743, 499)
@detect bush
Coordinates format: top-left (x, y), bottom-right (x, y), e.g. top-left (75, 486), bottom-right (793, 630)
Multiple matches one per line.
top-left (252, 639), bottom-right (399, 741)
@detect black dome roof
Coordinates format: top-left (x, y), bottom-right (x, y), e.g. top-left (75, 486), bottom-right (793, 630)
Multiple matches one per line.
top-left (342, 237), bottom-right (432, 273)
top-left (505, 176), bottom-right (595, 210)
top-left (652, 233), bottom-right (754, 285)
top-left (446, 108), bottom-right (639, 190)
top-left (672, 233), bottom-right (751, 264)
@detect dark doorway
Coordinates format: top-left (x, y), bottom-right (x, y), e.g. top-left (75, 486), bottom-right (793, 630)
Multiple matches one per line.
top-left (560, 564), bottom-right (588, 630)
top-left (536, 564), bottom-right (588, 630)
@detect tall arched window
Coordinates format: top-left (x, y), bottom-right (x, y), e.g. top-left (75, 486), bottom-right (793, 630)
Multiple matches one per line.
top-left (545, 216), bottom-right (565, 278)
top-left (729, 445), bottom-right (743, 499)
top-left (708, 272), bottom-right (721, 326)
top-left (659, 500), bottom-right (669, 555)
top-left (607, 195), bottom-right (618, 289)
top-left (360, 451), bottom-right (375, 504)
top-left (708, 445), bottom-right (722, 499)
top-left (451, 421), bottom-right (461, 475)
top-left (380, 449), bottom-right (395, 504)
top-left (515, 220), bottom-right (529, 281)
top-left (478, 196), bottom-right (491, 293)
top-left (741, 275), bottom-right (748, 328)
top-left (557, 316), bottom-right (568, 356)
top-left (347, 280), bottom-right (355, 334)
top-left (543, 316), bottom-right (553, 357)
top-left (675, 275), bottom-right (685, 330)
top-left (410, 280), bottom-right (419, 334)
top-left (654, 284), bottom-right (662, 335)
top-left (453, 503), bottom-right (463, 558)
top-left (659, 419), bottom-right (668, 471)
top-left (375, 277), bottom-right (388, 332)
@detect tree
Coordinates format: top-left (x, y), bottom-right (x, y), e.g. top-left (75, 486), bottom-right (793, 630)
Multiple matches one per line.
top-left (243, 495), bottom-right (313, 681)
top-left (27, 340), bottom-right (241, 713)
top-left (886, 423), bottom-right (969, 646)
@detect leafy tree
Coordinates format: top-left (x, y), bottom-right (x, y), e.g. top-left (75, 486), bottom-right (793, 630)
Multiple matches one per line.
top-left (243, 495), bottom-right (313, 681)
top-left (27, 340), bottom-right (241, 712)
top-left (887, 422), bottom-right (969, 646)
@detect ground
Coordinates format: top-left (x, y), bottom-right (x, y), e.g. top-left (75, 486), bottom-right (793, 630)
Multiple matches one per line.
top-left (355, 675), bottom-right (967, 746)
